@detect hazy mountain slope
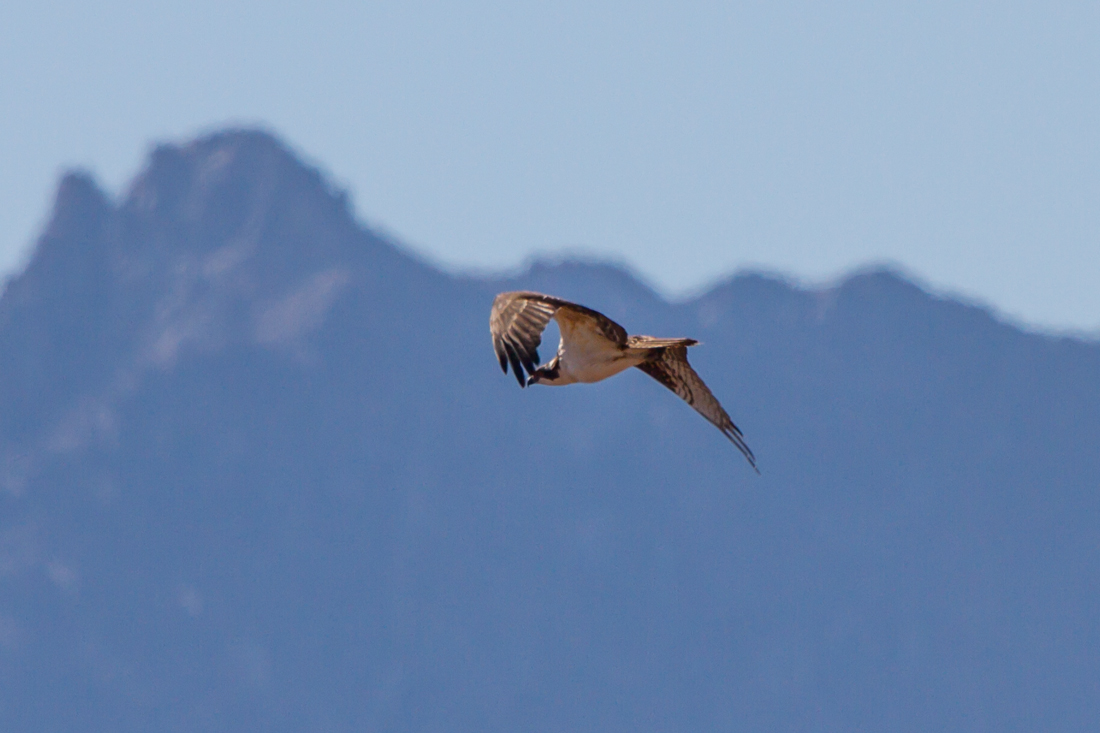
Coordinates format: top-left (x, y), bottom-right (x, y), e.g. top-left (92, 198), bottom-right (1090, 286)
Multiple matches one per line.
top-left (1, 130), bottom-right (1097, 732)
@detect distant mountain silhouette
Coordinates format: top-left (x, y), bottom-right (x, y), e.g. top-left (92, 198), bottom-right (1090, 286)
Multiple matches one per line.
top-left (1, 130), bottom-right (1097, 732)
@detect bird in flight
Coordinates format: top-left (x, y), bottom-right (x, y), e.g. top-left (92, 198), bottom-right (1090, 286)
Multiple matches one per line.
top-left (490, 291), bottom-right (758, 472)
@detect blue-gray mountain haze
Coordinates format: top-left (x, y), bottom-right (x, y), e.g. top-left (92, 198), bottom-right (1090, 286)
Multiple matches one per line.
top-left (0, 131), bottom-right (1097, 731)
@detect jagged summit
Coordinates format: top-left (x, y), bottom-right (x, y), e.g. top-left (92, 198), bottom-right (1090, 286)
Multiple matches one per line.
top-left (14, 129), bottom-right (397, 291)
top-left (119, 129), bottom-right (366, 265)
top-left (44, 171), bottom-right (111, 235)
top-left (1, 172), bottom-right (111, 317)
top-left (124, 129), bottom-right (348, 234)
top-left (0, 130), bottom-right (423, 454)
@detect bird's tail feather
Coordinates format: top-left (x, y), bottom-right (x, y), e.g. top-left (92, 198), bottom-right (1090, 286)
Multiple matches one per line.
top-left (626, 336), bottom-right (699, 349)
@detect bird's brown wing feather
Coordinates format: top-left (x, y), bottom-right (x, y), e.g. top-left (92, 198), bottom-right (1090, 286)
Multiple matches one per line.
top-left (636, 346), bottom-right (759, 472)
top-left (569, 305), bottom-right (628, 346)
top-left (552, 303), bottom-right (631, 358)
top-left (490, 292), bottom-right (563, 386)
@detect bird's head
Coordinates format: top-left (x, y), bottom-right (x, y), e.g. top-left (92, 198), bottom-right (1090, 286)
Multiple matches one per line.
top-left (526, 358), bottom-right (563, 386)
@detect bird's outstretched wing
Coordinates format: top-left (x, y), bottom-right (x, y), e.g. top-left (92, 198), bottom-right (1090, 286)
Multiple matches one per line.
top-left (490, 292), bottom-right (561, 386)
top-left (635, 345), bottom-right (759, 472)
top-left (490, 291), bottom-right (628, 387)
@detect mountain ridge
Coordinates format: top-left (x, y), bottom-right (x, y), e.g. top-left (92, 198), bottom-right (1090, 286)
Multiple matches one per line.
top-left (1, 128), bottom-right (1098, 732)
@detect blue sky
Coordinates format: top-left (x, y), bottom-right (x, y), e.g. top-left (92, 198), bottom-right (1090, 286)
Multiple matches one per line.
top-left (3, 1), bottom-right (1098, 331)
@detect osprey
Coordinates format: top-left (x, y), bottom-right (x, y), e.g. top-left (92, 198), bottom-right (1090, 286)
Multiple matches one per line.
top-left (490, 291), bottom-right (758, 472)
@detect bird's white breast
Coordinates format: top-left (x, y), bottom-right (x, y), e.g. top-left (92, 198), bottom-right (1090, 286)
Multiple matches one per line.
top-left (555, 311), bottom-right (642, 383)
